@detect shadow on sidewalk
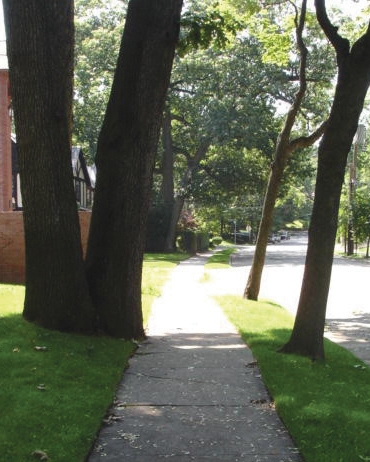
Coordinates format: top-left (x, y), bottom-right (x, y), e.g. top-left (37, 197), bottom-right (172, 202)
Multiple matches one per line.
top-left (325, 313), bottom-right (370, 366)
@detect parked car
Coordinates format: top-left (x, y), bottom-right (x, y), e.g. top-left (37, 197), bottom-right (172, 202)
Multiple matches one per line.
top-left (279, 230), bottom-right (290, 240)
top-left (268, 234), bottom-right (279, 244)
top-left (235, 231), bottom-right (251, 244)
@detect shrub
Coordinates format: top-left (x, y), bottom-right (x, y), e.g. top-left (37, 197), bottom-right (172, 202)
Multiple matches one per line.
top-left (211, 235), bottom-right (222, 246)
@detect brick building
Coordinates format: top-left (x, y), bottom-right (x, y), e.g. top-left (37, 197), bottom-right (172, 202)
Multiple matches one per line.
top-left (0, 41), bottom-right (92, 283)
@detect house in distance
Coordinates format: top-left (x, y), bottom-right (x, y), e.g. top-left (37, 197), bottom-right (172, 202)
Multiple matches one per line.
top-left (0, 40), bottom-right (95, 212)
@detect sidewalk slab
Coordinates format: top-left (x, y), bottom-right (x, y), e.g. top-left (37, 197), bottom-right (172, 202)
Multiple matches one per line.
top-left (88, 256), bottom-right (302, 461)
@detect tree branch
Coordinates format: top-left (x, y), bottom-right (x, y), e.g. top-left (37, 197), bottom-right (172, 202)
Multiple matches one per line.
top-left (314, 0), bottom-right (350, 61)
top-left (279, 0), bottom-right (308, 145)
top-left (289, 120), bottom-right (327, 152)
top-left (171, 113), bottom-right (189, 125)
top-left (192, 138), bottom-right (212, 166)
top-left (173, 145), bottom-right (190, 160)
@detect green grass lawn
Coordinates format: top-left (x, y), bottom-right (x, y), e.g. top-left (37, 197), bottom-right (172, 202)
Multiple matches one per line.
top-left (217, 295), bottom-right (370, 462)
top-left (0, 252), bottom-right (187, 461)
top-left (142, 252), bottom-right (189, 324)
top-left (0, 311), bottom-right (135, 462)
top-left (204, 247), bottom-right (236, 269)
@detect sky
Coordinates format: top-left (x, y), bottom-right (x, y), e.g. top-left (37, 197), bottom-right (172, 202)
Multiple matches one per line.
top-left (0, 0), bottom-right (368, 41)
top-left (0, 4), bottom-right (3, 41)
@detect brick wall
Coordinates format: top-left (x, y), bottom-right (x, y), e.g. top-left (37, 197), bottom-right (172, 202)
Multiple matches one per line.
top-left (0, 211), bottom-right (91, 284)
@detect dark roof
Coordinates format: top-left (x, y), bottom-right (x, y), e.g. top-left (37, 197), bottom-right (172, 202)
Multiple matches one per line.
top-left (72, 147), bottom-right (96, 188)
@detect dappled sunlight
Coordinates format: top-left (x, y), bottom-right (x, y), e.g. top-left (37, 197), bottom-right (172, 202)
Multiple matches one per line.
top-left (129, 405), bottom-right (164, 418)
top-left (0, 283), bottom-right (25, 316)
top-left (175, 343), bottom-right (246, 350)
top-left (325, 312), bottom-right (370, 365)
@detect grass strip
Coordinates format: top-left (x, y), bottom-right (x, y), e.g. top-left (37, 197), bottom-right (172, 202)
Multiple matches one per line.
top-left (142, 252), bottom-right (189, 324)
top-left (204, 247), bottom-right (236, 269)
top-left (217, 295), bottom-right (370, 462)
top-left (0, 252), bottom-right (187, 461)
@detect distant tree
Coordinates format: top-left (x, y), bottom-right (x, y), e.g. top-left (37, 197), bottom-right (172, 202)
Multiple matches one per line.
top-left (73, 0), bottom-right (125, 161)
top-left (151, 36), bottom-right (280, 251)
top-left (352, 187), bottom-right (370, 250)
top-left (280, 0), bottom-right (370, 360)
top-left (191, 145), bottom-right (270, 236)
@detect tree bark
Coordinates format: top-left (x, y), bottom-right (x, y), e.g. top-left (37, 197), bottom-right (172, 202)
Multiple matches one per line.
top-left (164, 196), bottom-right (186, 252)
top-left (244, 146), bottom-right (291, 299)
top-left (147, 107), bottom-right (175, 252)
top-left (4, 0), bottom-right (95, 332)
top-left (160, 108), bottom-right (175, 208)
top-left (280, 2), bottom-right (370, 360)
top-left (85, 0), bottom-right (183, 338)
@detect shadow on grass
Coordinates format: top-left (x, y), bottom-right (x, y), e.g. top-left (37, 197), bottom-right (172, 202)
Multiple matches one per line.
top-left (0, 312), bottom-right (31, 343)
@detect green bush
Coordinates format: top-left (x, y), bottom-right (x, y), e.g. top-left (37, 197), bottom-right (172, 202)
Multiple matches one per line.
top-left (177, 231), bottom-right (197, 253)
top-left (176, 231), bottom-right (209, 253)
top-left (196, 232), bottom-right (209, 251)
top-left (211, 235), bottom-right (222, 246)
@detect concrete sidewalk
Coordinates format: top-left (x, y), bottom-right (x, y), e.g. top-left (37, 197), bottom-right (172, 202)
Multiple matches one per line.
top-left (88, 253), bottom-right (302, 461)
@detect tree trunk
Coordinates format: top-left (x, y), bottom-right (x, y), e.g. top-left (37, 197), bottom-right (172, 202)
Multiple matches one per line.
top-left (85, 0), bottom-right (183, 339)
top-left (147, 108), bottom-right (175, 252)
top-left (244, 147), bottom-right (289, 299)
top-left (244, 1), bottom-right (325, 301)
top-left (280, 124), bottom-right (351, 360)
top-left (160, 110), bottom-right (180, 253)
top-left (281, 4), bottom-right (370, 359)
top-left (163, 139), bottom-right (211, 252)
top-left (160, 108), bottom-right (175, 208)
top-left (164, 196), bottom-right (185, 252)
top-left (4, 0), bottom-right (95, 332)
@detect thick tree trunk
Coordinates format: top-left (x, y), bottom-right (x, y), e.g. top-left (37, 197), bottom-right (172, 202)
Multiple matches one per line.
top-left (4, 1), bottom-right (94, 332)
top-left (281, 6), bottom-right (370, 359)
top-left (86, 0), bottom-right (182, 338)
top-left (280, 123), bottom-right (353, 359)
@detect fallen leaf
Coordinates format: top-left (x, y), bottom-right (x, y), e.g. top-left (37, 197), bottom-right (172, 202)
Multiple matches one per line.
top-left (37, 384), bottom-right (46, 391)
top-left (12, 347), bottom-right (20, 353)
top-left (34, 346), bottom-right (48, 352)
top-left (32, 449), bottom-right (49, 460)
top-left (245, 360), bottom-right (258, 368)
top-left (103, 414), bottom-right (122, 424)
top-left (354, 364), bottom-right (366, 370)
